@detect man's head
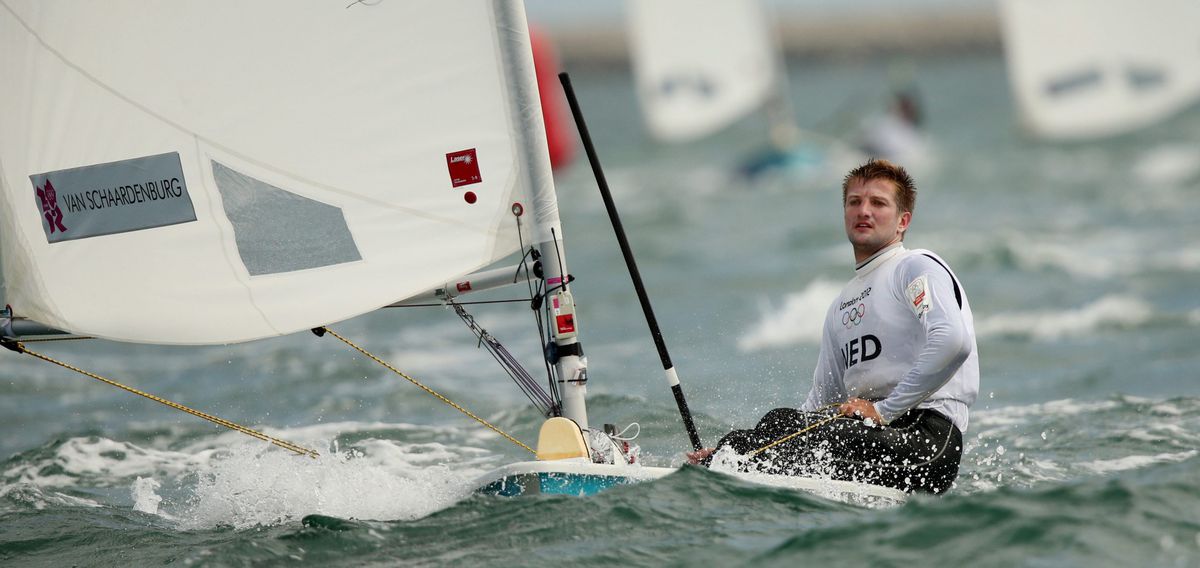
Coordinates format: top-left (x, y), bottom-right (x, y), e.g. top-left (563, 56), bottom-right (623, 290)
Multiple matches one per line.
top-left (841, 159), bottom-right (917, 263)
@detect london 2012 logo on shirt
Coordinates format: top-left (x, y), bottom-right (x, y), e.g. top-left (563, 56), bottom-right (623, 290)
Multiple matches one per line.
top-left (842, 303), bottom-right (867, 328)
top-left (35, 179), bottom-right (68, 233)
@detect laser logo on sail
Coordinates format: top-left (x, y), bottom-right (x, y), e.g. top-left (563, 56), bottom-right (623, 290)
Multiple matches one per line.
top-left (34, 179), bottom-right (68, 234)
top-left (446, 148), bottom-right (482, 188)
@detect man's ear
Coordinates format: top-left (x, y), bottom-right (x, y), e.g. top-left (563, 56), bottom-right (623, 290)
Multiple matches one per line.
top-left (898, 211), bottom-right (912, 233)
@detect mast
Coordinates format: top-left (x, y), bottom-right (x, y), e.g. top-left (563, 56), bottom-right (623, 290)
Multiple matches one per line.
top-left (496, 2), bottom-right (589, 431)
top-left (762, 1), bottom-right (800, 151)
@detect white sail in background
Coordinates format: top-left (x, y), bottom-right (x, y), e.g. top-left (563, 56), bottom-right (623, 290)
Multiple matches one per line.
top-left (0, 1), bottom-right (557, 345)
top-left (626, 0), bottom-right (778, 142)
top-left (1000, 0), bottom-right (1200, 139)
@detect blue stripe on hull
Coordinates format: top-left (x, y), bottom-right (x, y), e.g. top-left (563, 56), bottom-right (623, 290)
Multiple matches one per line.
top-left (478, 472), bottom-right (632, 497)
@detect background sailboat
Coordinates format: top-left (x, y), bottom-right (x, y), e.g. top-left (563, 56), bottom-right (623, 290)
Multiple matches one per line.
top-left (1000, 0), bottom-right (1200, 140)
top-left (624, 0), bottom-right (862, 181)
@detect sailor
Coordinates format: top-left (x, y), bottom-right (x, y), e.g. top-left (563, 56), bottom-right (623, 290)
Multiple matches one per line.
top-left (690, 159), bottom-right (979, 494)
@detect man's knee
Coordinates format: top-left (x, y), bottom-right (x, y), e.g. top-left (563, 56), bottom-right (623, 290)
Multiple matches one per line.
top-left (755, 407), bottom-right (807, 432)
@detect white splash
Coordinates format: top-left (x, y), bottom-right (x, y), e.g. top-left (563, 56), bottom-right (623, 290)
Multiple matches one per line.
top-left (178, 439), bottom-right (487, 530)
top-left (738, 279), bottom-right (843, 351)
top-left (1, 421), bottom-right (511, 529)
top-left (132, 477), bottom-right (163, 515)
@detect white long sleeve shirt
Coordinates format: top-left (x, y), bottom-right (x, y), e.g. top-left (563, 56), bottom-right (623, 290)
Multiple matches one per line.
top-left (801, 244), bottom-right (979, 431)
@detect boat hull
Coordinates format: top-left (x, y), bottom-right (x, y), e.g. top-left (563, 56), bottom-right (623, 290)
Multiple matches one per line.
top-left (476, 460), bottom-right (673, 497)
top-left (475, 460), bottom-right (909, 505)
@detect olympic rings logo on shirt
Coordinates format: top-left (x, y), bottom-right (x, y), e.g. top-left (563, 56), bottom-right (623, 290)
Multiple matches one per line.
top-left (842, 303), bottom-right (867, 328)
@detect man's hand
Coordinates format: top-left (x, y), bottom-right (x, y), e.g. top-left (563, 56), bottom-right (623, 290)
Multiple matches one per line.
top-left (686, 447), bottom-right (714, 465)
top-left (839, 398), bottom-right (883, 424)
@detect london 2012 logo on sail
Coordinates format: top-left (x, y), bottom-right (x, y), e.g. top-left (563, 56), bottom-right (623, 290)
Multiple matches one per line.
top-left (29, 152), bottom-right (196, 244)
top-left (35, 179), bottom-right (68, 234)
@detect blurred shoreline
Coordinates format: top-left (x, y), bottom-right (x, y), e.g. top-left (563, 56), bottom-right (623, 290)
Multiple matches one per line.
top-left (540, 7), bottom-right (1000, 67)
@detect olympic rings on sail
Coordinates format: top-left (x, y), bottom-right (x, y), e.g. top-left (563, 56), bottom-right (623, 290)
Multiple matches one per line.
top-left (842, 303), bottom-right (867, 328)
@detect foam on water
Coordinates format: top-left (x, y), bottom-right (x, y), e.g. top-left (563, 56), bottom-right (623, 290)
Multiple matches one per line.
top-left (0, 484), bottom-right (102, 512)
top-left (3, 437), bottom-right (212, 488)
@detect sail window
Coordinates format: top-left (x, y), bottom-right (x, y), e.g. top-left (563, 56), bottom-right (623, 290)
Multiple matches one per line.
top-left (211, 161), bottom-right (361, 276)
top-left (1044, 68), bottom-right (1102, 98)
top-left (1125, 66), bottom-right (1166, 92)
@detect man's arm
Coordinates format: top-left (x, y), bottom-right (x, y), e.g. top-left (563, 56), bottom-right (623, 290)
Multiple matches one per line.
top-left (875, 257), bottom-right (972, 424)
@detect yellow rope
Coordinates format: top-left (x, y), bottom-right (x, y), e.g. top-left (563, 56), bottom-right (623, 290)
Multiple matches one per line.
top-left (319, 327), bottom-right (536, 456)
top-left (11, 341), bottom-right (319, 459)
top-left (750, 404), bottom-right (845, 456)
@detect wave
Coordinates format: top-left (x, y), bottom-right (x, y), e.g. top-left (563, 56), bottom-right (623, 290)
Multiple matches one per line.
top-left (756, 461), bottom-right (1200, 567)
top-left (921, 228), bottom-right (1200, 281)
top-left (1132, 143), bottom-right (1200, 186)
top-left (961, 396), bottom-right (1200, 492)
top-left (738, 279), bottom-right (842, 351)
top-left (1078, 451), bottom-right (1198, 475)
top-left (974, 294), bottom-right (1155, 340)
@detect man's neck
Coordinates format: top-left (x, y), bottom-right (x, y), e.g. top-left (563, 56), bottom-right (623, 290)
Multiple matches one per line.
top-left (854, 236), bottom-right (904, 263)
top-left (855, 242), bottom-right (905, 272)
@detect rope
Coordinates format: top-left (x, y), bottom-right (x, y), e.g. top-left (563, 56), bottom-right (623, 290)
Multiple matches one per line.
top-left (317, 327), bottom-right (536, 455)
top-left (8, 341), bottom-right (319, 458)
top-left (750, 404), bottom-right (845, 456)
top-left (450, 301), bottom-right (555, 416)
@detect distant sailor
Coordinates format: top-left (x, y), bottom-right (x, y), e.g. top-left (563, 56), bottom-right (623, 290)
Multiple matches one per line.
top-left (690, 159), bottom-right (979, 494)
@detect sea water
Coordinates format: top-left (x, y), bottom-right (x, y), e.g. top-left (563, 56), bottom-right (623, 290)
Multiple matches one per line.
top-left (3, 53), bottom-right (1200, 566)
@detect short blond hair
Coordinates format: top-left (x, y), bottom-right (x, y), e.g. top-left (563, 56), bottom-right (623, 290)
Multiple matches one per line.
top-left (842, 159), bottom-right (917, 214)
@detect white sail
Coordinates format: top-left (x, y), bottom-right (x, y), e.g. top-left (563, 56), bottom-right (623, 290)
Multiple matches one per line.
top-left (0, 0), bottom-right (557, 345)
top-left (626, 0), bottom-right (777, 142)
top-left (1000, 0), bottom-right (1200, 139)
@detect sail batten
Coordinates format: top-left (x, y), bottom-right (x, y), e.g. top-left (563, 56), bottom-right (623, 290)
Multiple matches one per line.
top-left (0, 1), bottom-right (553, 345)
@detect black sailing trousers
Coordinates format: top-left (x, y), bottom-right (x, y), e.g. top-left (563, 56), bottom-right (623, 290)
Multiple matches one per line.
top-left (709, 407), bottom-right (963, 494)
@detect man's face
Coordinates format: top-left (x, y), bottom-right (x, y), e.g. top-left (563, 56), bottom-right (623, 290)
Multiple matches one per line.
top-left (843, 178), bottom-right (911, 260)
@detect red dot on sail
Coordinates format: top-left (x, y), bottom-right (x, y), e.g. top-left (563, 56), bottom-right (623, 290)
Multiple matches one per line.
top-left (464, 191), bottom-right (477, 204)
